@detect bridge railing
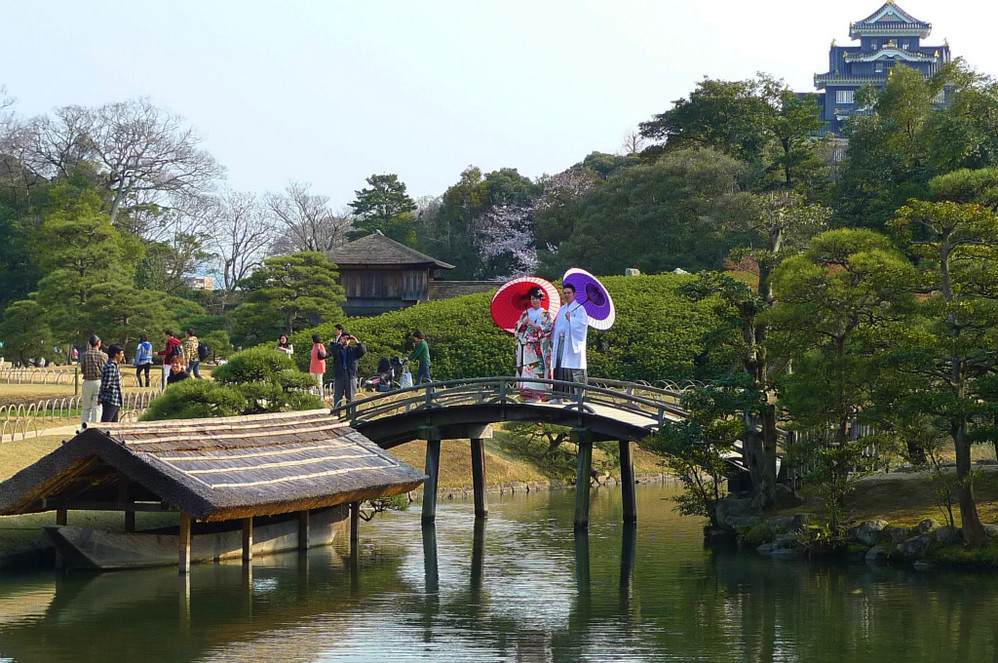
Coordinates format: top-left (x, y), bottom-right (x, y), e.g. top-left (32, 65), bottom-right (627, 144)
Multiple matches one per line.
top-left (331, 376), bottom-right (690, 430)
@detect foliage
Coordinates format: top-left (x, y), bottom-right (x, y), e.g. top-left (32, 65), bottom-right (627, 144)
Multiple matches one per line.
top-left (348, 173), bottom-right (418, 244)
top-left (288, 274), bottom-right (729, 385)
top-left (0, 300), bottom-right (53, 366)
top-left (199, 329), bottom-right (233, 361)
top-left (359, 494), bottom-right (410, 521)
top-left (143, 347), bottom-right (322, 420)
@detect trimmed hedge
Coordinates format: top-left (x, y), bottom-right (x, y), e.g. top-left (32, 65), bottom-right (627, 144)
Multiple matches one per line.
top-left (288, 273), bottom-right (729, 384)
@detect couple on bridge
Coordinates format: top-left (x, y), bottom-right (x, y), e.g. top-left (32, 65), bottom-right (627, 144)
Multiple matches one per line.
top-left (514, 282), bottom-right (588, 403)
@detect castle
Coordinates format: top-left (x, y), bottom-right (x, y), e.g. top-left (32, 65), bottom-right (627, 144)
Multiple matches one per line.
top-left (814, 1), bottom-right (951, 134)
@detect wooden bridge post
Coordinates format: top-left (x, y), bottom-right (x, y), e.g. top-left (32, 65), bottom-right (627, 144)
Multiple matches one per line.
top-left (573, 427), bottom-right (593, 530)
top-left (619, 440), bottom-right (637, 524)
top-left (178, 512), bottom-right (191, 574)
top-left (420, 425), bottom-right (442, 524)
top-left (469, 425), bottom-right (491, 519)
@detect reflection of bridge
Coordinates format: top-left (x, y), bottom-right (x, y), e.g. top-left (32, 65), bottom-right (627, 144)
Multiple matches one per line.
top-left (332, 377), bottom-right (698, 530)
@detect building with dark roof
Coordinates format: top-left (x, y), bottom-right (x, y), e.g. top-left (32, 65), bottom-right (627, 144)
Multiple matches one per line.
top-left (814, 1), bottom-right (951, 134)
top-left (325, 231), bottom-right (455, 316)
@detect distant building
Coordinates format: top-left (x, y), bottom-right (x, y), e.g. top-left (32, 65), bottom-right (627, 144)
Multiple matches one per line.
top-left (184, 276), bottom-right (215, 291)
top-left (814, 1), bottom-right (951, 134)
top-left (325, 232), bottom-right (456, 317)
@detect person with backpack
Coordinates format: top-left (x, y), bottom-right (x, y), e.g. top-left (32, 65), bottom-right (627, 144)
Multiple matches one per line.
top-left (310, 333), bottom-right (328, 398)
top-left (133, 333), bottom-right (153, 387)
top-left (184, 329), bottom-right (203, 379)
top-left (156, 330), bottom-right (184, 390)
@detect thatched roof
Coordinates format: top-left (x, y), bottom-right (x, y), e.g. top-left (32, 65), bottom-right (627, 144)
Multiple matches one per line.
top-left (326, 232), bottom-right (455, 270)
top-left (0, 410), bottom-right (425, 522)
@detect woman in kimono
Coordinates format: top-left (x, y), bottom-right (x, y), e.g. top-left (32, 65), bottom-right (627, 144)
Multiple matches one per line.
top-left (514, 287), bottom-right (555, 401)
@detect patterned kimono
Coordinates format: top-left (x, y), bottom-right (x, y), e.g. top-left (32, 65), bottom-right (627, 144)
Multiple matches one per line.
top-left (514, 306), bottom-right (554, 397)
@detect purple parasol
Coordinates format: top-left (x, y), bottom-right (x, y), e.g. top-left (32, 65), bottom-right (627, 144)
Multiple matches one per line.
top-left (562, 268), bottom-right (616, 330)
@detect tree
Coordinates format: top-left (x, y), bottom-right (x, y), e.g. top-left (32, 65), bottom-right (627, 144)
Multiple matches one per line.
top-left (204, 189), bottom-right (276, 291)
top-left (233, 251), bottom-right (345, 339)
top-left (0, 300), bottom-right (53, 366)
top-left (266, 181), bottom-right (352, 254)
top-left (348, 174), bottom-right (417, 244)
top-left (888, 198), bottom-right (998, 546)
top-left (769, 229), bottom-right (918, 528)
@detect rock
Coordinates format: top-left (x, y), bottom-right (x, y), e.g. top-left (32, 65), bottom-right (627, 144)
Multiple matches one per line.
top-left (728, 516), bottom-right (763, 531)
top-left (791, 513), bottom-right (811, 532)
top-left (915, 518), bottom-right (940, 534)
top-left (704, 527), bottom-right (736, 547)
top-left (769, 516), bottom-right (796, 534)
top-left (756, 542), bottom-right (778, 555)
top-left (897, 534), bottom-right (933, 559)
top-left (865, 544), bottom-right (889, 566)
top-left (715, 497), bottom-right (753, 530)
top-left (510, 482), bottom-right (528, 493)
top-left (771, 548), bottom-right (802, 561)
top-left (772, 533), bottom-right (797, 549)
top-left (982, 523), bottom-right (998, 540)
top-left (913, 561), bottom-right (933, 571)
top-left (933, 525), bottom-right (962, 545)
top-left (855, 520), bottom-right (889, 546)
top-left (886, 526), bottom-right (910, 544)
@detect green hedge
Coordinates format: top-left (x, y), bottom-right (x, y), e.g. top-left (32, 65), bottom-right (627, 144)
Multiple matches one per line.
top-left (287, 274), bottom-right (729, 384)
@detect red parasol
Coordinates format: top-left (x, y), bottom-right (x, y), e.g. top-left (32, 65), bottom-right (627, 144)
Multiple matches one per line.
top-left (490, 277), bottom-right (562, 334)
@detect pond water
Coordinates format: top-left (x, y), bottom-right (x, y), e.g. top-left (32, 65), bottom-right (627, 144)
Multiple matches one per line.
top-left (0, 483), bottom-right (996, 662)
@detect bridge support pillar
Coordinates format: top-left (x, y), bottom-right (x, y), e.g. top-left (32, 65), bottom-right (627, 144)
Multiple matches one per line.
top-left (420, 426), bottom-right (442, 524)
top-left (619, 440), bottom-right (637, 524)
top-left (573, 427), bottom-right (593, 530)
top-left (471, 437), bottom-right (488, 519)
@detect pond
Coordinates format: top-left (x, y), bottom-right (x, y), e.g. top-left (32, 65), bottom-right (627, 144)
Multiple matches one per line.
top-left (0, 483), bottom-right (995, 662)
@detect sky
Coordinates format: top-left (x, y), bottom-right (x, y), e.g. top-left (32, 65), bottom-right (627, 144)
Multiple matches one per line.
top-left (2, 0), bottom-right (997, 209)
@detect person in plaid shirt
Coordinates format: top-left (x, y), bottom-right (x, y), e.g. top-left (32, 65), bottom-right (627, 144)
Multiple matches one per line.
top-left (98, 344), bottom-right (125, 423)
top-left (80, 335), bottom-right (108, 424)
top-left (184, 328), bottom-right (202, 379)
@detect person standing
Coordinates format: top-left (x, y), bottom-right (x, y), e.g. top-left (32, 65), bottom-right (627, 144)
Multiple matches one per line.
top-left (514, 288), bottom-right (555, 401)
top-left (156, 330), bottom-right (183, 390)
top-left (310, 333), bottom-right (328, 398)
top-left (332, 333), bottom-right (366, 408)
top-left (98, 343), bottom-right (125, 423)
top-left (80, 335), bottom-right (108, 424)
top-left (276, 334), bottom-right (294, 357)
top-left (408, 330), bottom-right (432, 384)
top-left (184, 329), bottom-right (202, 379)
top-left (550, 283), bottom-right (589, 403)
top-left (133, 333), bottom-right (153, 387)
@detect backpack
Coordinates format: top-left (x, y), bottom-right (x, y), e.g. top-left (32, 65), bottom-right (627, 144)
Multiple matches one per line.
top-left (197, 341), bottom-right (210, 361)
top-left (169, 342), bottom-right (183, 359)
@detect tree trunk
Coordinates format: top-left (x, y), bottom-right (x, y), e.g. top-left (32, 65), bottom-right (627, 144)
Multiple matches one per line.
top-left (955, 420), bottom-right (986, 546)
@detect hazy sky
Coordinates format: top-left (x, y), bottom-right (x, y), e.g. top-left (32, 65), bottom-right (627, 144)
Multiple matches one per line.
top-left (2, 1), bottom-right (995, 208)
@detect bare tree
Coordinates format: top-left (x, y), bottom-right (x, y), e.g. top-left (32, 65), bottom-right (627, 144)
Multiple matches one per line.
top-left (264, 181), bottom-right (352, 255)
top-left (204, 190), bottom-right (276, 291)
top-left (0, 89), bottom-right (43, 207)
top-left (620, 126), bottom-right (646, 155)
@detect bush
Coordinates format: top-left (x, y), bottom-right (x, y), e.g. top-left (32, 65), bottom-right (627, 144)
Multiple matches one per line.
top-left (288, 273), bottom-right (730, 384)
top-left (141, 379), bottom-right (247, 420)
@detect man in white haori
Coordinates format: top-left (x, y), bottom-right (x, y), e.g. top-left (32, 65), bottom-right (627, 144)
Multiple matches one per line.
top-left (551, 283), bottom-right (589, 402)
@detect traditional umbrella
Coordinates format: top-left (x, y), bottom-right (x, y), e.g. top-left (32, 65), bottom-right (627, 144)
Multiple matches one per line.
top-left (490, 277), bottom-right (561, 334)
top-left (562, 267), bottom-right (616, 330)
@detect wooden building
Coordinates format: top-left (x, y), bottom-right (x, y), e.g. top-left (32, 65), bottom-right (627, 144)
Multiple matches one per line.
top-left (325, 232), bottom-right (455, 316)
top-left (0, 410), bottom-right (425, 571)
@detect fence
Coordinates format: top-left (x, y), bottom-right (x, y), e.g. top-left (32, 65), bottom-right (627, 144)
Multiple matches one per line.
top-left (0, 390), bottom-right (162, 442)
top-left (1, 367), bottom-right (155, 388)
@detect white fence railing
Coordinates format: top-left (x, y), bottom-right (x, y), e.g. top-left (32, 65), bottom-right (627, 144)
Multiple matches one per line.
top-left (0, 390), bottom-right (162, 442)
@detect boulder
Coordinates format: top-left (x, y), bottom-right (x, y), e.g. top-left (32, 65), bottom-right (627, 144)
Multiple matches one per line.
top-left (913, 561), bottom-right (933, 571)
top-left (771, 548), bottom-right (802, 561)
top-left (855, 520), bottom-right (889, 546)
top-left (886, 526), bottom-right (910, 544)
top-left (865, 544), bottom-right (889, 566)
top-left (934, 525), bottom-right (962, 545)
top-left (756, 542), bottom-right (778, 555)
top-left (982, 523), bottom-right (998, 540)
top-left (704, 527), bottom-right (736, 547)
top-left (915, 518), bottom-right (940, 534)
top-left (772, 533), bottom-right (797, 549)
top-left (728, 516), bottom-right (763, 531)
top-left (769, 516), bottom-right (797, 534)
top-left (715, 498), bottom-right (753, 530)
top-left (897, 534), bottom-right (933, 559)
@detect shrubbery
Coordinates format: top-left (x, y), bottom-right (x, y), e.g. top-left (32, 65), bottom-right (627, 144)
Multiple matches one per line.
top-left (288, 273), bottom-right (729, 384)
top-left (142, 347), bottom-right (323, 421)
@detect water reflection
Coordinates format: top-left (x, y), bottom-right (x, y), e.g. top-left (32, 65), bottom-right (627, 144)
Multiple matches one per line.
top-left (0, 486), bottom-right (997, 662)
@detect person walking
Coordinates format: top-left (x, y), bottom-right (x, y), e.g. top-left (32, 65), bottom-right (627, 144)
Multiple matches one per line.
top-left (332, 333), bottom-right (366, 408)
top-left (156, 331), bottom-right (183, 390)
top-left (98, 344), bottom-right (125, 423)
top-left (550, 283), bottom-right (589, 403)
top-left (408, 330), bottom-right (432, 384)
top-left (80, 335), bottom-right (108, 424)
top-left (184, 329), bottom-right (202, 379)
top-left (310, 333), bottom-right (328, 398)
top-left (133, 333), bottom-right (153, 387)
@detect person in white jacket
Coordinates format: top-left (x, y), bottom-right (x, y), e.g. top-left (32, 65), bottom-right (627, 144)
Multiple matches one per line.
top-left (550, 283), bottom-right (589, 402)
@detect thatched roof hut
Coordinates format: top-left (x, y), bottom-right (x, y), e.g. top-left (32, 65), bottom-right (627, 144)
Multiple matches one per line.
top-left (0, 410), bottom-right (425, 523)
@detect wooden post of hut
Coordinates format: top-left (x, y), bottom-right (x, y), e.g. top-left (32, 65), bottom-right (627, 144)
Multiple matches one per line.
top-left (242, 517), bottom-right (253, 562)
top-left (573, 428), bottom-right (593, 531)
top-left (420, 426), bottom-right (442, 524)
top-left (119, 475), bottom-right (135, 532)
top-left (350, 501), bottom-right (360, 553)
top-left (298, 510), bottom-right (310, 551)
top-left (178, 513), bottom-right (191, 574)
top-left (619, 440), bottom-right (637, 524)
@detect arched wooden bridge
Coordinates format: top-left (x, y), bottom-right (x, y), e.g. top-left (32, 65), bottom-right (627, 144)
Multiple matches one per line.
top-left (331, 377), bottom-right (736, 530)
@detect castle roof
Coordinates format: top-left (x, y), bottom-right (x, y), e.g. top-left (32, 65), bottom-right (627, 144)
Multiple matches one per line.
top-left (850, 2), bottom-right (931, 39)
